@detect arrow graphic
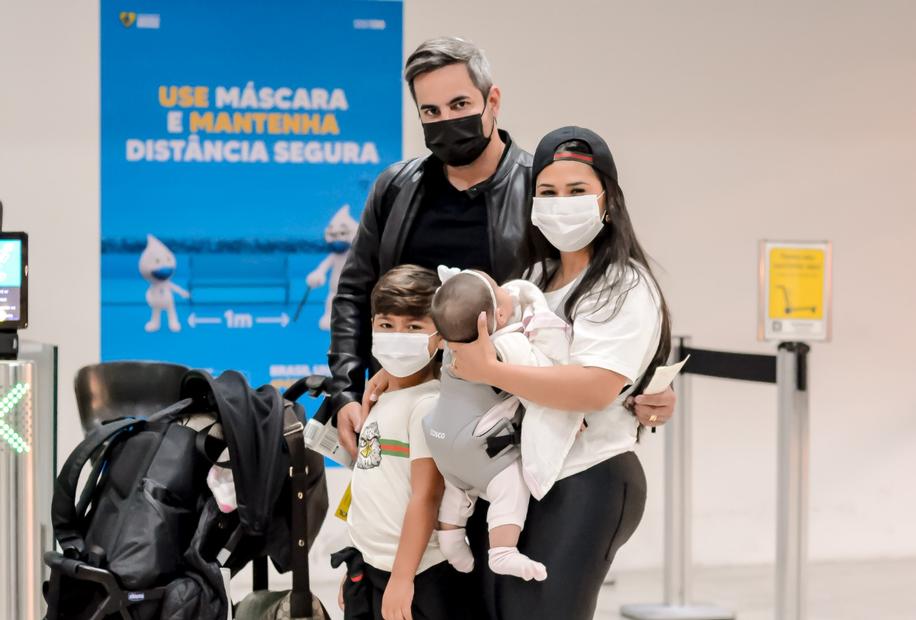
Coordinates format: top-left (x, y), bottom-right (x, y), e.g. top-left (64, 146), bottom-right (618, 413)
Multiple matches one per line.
top-left (188, 313), bottom-right (222, 328)
top-left (0, 383), bottom-right (30, 453)
top-left (256, 313), bottom-right (290, 328)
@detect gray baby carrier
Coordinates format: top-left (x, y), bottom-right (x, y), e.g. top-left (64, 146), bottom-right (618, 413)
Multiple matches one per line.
top-left (423, 369), bottom-right (521, 492)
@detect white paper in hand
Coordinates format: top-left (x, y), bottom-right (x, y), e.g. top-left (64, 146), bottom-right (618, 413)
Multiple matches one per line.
top-left (643, 355), bottom-right (691, 395)
top-left (303, 418), bottom-right (353, 468)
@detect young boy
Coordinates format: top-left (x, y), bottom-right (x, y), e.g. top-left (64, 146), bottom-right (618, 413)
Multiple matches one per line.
top-left (332, 264), bottom-right (469, 620)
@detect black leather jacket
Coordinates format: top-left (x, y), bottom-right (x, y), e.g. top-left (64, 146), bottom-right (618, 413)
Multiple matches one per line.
top-left (328, 131), bottom-right (533, 414)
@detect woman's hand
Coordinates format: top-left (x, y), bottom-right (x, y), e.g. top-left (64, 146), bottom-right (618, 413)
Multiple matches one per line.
top-left (381, 575), bottom-right (414, 620)
top-left (448, 312), bottom-right (500, 385)
top-left (627, 386), bottom-right (676, 427)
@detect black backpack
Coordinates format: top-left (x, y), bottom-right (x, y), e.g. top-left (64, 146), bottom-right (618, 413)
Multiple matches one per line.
top-left (44, 369), bottom-right (332, 620)
top-left (45, 398), bottom-right (219, 619)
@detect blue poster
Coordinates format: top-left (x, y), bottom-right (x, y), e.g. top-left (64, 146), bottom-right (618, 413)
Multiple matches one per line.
top-left (100, 0), bottom-right (403, 414)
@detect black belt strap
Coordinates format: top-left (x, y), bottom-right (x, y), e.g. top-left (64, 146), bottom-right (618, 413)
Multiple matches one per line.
top-left (680, 346), bottom-right (777, 384)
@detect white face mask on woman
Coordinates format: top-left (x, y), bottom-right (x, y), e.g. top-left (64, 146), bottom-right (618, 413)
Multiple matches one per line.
top-left (531, 192), bottom-right (606, 252)
top-left (371, 331), bottom-right (438, 378)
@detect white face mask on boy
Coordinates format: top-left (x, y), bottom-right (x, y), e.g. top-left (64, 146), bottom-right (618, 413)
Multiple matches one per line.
top-left (371, 331), bottom-right (438, 378)
top-left (530, 192), bottom-right (606, 252)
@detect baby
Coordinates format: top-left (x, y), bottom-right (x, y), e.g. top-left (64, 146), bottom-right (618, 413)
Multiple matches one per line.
top-left (422, 267), bottom-right (576, 582)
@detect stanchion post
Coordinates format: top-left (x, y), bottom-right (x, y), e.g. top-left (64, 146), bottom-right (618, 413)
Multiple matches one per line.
top-left (664, 336), bottom-right (691, 606)
top-left (775, 342), bottom-right (810, 620)
top-left (621, 337), bottom-right (734, 620)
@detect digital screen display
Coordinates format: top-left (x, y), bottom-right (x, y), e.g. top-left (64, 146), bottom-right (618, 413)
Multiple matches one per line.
top-left (0, 239), bottom-right (24, 325)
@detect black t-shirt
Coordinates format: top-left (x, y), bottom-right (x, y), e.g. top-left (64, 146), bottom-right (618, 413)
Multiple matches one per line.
top-left (399, 148), bottom-right (510, 274)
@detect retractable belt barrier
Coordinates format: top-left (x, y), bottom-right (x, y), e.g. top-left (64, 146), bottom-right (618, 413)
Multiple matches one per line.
top-left (621, 336), bottom-right (810, 620)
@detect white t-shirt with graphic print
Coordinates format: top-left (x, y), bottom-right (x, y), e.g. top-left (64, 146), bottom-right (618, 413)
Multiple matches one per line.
top-left (347, 379), bottom-right (445, 573)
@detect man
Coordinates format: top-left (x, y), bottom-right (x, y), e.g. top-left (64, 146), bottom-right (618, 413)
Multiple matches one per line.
top-left (327, 36), bottom-right (674, 459)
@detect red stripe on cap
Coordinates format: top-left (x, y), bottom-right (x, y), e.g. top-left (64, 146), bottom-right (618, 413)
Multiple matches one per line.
top-left (553, 151), bottom-right (594, 163)
top-left (350, 573), bottom-right (364, 583)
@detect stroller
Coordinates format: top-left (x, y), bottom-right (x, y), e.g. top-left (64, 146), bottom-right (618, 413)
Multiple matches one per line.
top-left (43, 362), bottom-right (333, 620)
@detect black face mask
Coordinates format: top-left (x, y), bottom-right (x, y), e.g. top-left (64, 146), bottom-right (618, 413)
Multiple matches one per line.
top-left (421, 101), bottom-right (495, 167)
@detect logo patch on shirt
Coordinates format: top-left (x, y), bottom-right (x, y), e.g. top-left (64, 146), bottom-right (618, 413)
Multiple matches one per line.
top-left (356, 422), bottom-right (382, 469)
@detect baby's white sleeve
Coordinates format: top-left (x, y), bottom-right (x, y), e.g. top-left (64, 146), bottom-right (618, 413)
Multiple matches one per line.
top-left (503, 280), bottom-right (570, 364)
top-left (493, 332), bottom-right (546, 367)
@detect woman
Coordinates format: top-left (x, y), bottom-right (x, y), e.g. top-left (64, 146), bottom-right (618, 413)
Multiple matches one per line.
top-left (449, 126), bottom-right (672, 619)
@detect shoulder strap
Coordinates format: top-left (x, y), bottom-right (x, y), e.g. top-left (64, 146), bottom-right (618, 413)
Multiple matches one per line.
top-left (51, 417), bottom-right (147, 556)
top-left (147, 397), bottom-right (195, 424)
top-left (281, 401), bottom-right (314, 618)
top-left (194, 422), bottom-right (229, 468)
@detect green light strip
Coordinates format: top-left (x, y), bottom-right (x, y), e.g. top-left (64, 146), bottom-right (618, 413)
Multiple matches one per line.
top-left (0, 383), bottom-right (29, 416)
top-left (0, 383), bottom-right (30, 453)
top-left (0, 420), bottom-right (29, 453)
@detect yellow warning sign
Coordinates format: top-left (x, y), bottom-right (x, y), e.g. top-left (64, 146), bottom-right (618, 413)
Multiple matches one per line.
top-left (334, 482), bottom-right (352, 522)
top-left (759, 240), bottom-right (832, 342)
top-left (768, 248), bottom-right (824, 320)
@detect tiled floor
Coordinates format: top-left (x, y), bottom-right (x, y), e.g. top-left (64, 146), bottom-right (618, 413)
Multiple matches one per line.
top-left (231, 557), bottom-right (916, 619)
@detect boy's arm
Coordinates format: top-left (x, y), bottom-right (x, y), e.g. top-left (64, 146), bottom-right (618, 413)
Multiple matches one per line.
top-left (382, 457), bottom-right (444, 619)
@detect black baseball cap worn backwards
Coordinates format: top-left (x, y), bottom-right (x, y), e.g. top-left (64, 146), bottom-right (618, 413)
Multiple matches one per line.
top-left (532, 126), bottom-right (618, 188)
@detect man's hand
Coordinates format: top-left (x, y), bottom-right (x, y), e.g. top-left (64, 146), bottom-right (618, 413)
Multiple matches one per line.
top-left (381, 575), bottom-right (414, 620)
top-left (362, 368), bottom-right (391, 412)
top-left (337, 402), bottom-right (363, 461)
top-left (337, 368), bottom-right (393, 460)
top-left (627, 386), bottom-right (676, 427)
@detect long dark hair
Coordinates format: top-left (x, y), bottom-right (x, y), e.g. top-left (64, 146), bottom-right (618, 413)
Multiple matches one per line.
top-left (517, 141), bottom-right (673, 430)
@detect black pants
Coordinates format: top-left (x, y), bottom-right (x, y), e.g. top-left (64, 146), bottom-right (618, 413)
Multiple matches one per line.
top-left (332, 547), bottom-right (473, 620)
top-left (466, 451), bottom-right (647, 620)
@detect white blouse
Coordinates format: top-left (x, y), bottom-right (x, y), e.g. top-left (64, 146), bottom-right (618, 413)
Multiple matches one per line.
top-left (536, 262), bottom-right (662, 479)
